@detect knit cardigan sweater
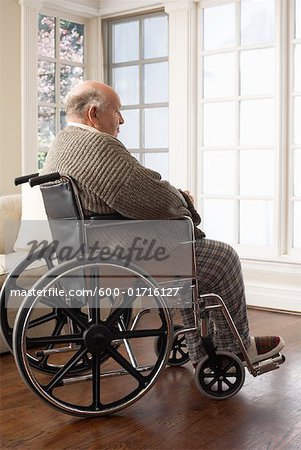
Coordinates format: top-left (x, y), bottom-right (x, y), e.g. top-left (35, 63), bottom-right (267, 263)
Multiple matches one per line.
top-left (42, 127), bottom-right (205, 239)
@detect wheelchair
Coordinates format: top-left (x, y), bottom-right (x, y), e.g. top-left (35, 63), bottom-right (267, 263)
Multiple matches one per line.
top-left (0, 172), bottom-right (285, 417)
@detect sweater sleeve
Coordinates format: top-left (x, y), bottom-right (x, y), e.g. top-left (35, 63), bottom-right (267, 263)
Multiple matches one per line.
top-left (85, 136), bottom-right (192, 220)
top-left (109, 164), bottom-right (192, 220)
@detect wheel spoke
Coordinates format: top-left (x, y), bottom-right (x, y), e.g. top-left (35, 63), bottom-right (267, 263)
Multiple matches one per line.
top-left (91, 353), bottom-right (102, 409)
top-left (106, 307), bottom-right (130, 328)
top-left (62, 308), bottom-right (89, 331)
top-left (106, 346), bottom-right (146, 386)
top-left (28, 311), bottom-right (58, 329)
top-left (45, 347), bottom-right (88, 392)
top-left (178, 335), bottom-right (185, 345)
top-left (223, 378), bottom-right (235, 388)
top-left (171, 348), bottom-right (177, 360)
top-left (218, 379), bottom-right (223, 392)
top-left (207, 377), bottom-right (218, 389)
top-left (87, 267), bottom-right (101, 325)
top-left (199, 373), bottom-right (215, 379)
top-left (112, 328), bottom-right (165, 340)
top-left (178, 348), bottom-right (187, 358)
top-left (222, 360), bottom-right (235, 374)
top-left (27, 334), bottom-right (84, 345)
top-left (106, 289), bottom-right (138, 327)
top-left (224, 371), bottom-right (239, 378)
top-left (37, 317), bottom-right (67, 366)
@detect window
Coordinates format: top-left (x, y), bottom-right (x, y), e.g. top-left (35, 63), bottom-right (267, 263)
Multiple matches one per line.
top-left (199, 0), bottom-right (301, 260)
top-left (104, 12), bottom-right (169, 180)
top-left (37, 14), bottom-right (85, 169)
top-left (290, 0), bottom-right (301, 252)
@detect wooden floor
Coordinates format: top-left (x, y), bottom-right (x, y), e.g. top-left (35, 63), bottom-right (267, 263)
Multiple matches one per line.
top-left (1, 309), bottom-right (300, 450)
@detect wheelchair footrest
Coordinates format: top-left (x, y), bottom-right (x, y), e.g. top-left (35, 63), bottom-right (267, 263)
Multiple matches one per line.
top-left (252, 353), bottom-right (285, 375)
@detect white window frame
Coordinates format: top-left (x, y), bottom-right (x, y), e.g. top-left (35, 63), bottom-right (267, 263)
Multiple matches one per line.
top-left (19, 0), bottom-right (94, 175)
top-left (288, 0), bottom-right (301, 258)
top-left (20, 0), bottom-right (301, 312)
top-left (196, 0), bottom-right (301, 264)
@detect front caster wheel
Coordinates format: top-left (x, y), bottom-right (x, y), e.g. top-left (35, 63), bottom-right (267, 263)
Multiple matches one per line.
top-left (195, 351), bottom-right (245, 400)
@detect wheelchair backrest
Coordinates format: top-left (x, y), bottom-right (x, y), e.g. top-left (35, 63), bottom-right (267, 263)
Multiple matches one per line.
top-left (39, 176), bottom-right (86, 262)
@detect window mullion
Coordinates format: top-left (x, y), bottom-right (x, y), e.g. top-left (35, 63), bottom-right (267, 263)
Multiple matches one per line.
top-left (276, 0), bottom-right (290, 257)
top-left (55, 16), bottom-right (60, 136)
top-left (139, 16), bottom-right (144, 160)
top-left (235, 0), bottom-right (240, 245)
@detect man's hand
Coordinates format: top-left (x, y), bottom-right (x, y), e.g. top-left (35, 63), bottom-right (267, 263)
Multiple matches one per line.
top-left (184, 190), bottom-right (194, 205)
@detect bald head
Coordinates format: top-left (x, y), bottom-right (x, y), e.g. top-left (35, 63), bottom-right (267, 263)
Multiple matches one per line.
top-left (65, 80), bottom-right (124, 137)
top-left (66, 81), bottom-right (117, 120)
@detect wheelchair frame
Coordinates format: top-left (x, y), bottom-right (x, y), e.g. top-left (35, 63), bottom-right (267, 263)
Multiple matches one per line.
top-left (0, 172), bottom-right (285, 417)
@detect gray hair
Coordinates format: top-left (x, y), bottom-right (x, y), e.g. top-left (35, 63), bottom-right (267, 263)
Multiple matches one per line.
top-left (65, 87), bottom-right (108, 119)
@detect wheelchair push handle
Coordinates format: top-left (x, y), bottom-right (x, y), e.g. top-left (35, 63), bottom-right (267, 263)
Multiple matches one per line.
top-left (29, 172), bottom-right (61, 187)
top-left (14, 173), bottom-right (39, 186)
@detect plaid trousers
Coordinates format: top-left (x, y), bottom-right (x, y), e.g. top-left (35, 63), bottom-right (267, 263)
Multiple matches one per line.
top-left (180, 239), bottom-right (251, 364)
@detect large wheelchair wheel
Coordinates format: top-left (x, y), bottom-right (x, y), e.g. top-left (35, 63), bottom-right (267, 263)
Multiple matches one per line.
top-left (0, 249), bottom-right (131, 374)
top-left (0, 247), bottom-right (55, 352)
top-left (194, 351), bottom-right (245, 400)
top-left (13, 258), bottom-right (173, 416)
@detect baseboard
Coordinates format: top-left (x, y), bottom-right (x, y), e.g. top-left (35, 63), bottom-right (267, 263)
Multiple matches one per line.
top-left (245, 284), bottom-right (301, 313)
top-left (247, 304), bottom-right (301, 316)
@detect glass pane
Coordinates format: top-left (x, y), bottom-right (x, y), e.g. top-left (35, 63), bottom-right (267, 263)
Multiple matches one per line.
top-left (203, 200), bottom-right (236, 243)
top-left (144, 16), bottom-right (168, 59)
top-left (240, 150), bottom-right (274, 196)
top-left (38, 61), bottom-right (55, 103)
top-left (113, 21), bottom-right (139, 63)
top-left (203, 151), bottom-right (236, 195)
top-left (60, 65), bottom-right (84, 103)
top-left (241, 0), bottom-right (274, 45)
top-left (240, 99), bottom-right (275, 146)
top-left (144, 108), bottom-right (168, 148)
top-left (144, 153), bottom-right (169, 180)
top-left (294, 97), bottom-right (301, 145)
top-left (240, 48), bottom-right (275, 96)
top-left (144, 62), bottom-right (168, 104)
top-left (118, 109), bottom-right (139, 149)
top-left (113, 66), bottom-right (139, 106)
top-left (38, 106), bottom-right (55, 150)
top-left (37, 151), bottom-right (47, 170)
top-left (38, 15), bottom-right (55, 58)
top-left (240, 200), bottom-right (273, 246)
top-left (204, 53), bottom-right (235, 98)
top-left (203, 3), bottom-right (235, 51)
top-left (203, 102), bottom-right (235, 147)
top-left (296, 0), bottom-right (301, 39)
top-left (60, 20), bottom-right (84, 63)
top-left (295, 45), bottom-right (301, 93)
top-left (294, 150), bottom-right (301, 197)
top-left (60, 110), bottom-right (67, 129)
top-left (293, 202), bottom-right (301, 248)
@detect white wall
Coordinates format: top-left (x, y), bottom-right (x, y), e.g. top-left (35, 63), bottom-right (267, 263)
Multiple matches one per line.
top-left (0, 0), bottom-right (22, 196)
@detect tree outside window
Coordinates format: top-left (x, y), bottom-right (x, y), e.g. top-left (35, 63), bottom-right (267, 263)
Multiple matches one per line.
top-left (37, 14), bottom-right (85, 169)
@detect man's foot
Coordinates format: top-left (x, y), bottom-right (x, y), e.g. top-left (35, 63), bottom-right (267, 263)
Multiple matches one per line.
top-left (192, 335), bottom-right (285, 369)
top-left (239, 336), bottom-right (285, 364)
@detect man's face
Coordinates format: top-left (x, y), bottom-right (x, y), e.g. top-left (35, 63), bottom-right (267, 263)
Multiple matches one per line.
top-left (94, 92), bottom-right (124, 138)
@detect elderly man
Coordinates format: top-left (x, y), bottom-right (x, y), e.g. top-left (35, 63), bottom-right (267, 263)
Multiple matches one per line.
top-left (42, 80), bottom-right (284, 367)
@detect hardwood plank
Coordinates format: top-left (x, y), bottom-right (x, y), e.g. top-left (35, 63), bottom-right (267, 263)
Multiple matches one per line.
top-left (1, 310), bottom-right (300, 450)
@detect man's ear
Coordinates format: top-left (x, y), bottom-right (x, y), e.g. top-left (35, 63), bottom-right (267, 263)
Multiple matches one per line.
top-left (87, 106), bottom-right (97, 123)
